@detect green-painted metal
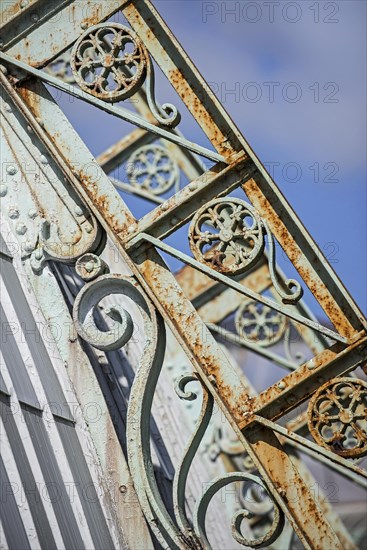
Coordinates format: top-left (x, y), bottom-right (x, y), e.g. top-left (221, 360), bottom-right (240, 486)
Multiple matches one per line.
top-left (1, 1), bottom-right (366, 549)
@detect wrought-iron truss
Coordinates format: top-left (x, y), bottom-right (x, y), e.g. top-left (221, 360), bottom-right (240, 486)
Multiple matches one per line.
top-left (0, 1), bottom-right (366, 549)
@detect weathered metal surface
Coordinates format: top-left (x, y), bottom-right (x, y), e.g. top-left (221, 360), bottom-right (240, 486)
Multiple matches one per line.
top-left (0, 51), bottom-right (224, 163)
top-left (1, 0), bottom-right (123, 67)
top-left (244, 337), bottom-right (367, 426)
top-left (1, 1), bottom-right (366, 548)
top-left (0, 83), bottom-right (104, 267)
top-left (122, 0), bottom-right (366, 338)
top-left (307, 377), bottom-right (367, 458)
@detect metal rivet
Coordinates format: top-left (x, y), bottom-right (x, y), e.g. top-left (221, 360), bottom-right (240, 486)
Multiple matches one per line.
top-left (0, 40), bottom-right (4, 50)
top-left (85, 261), bottom-right (94, 273)
top-left (26, 124), bottom-right (33, 134)
top-left (0, 184), bottom-right (8, 197)
top-left (119, 485), bottom-right (127, 494)
top-left (161, 203), bottom-right (169, 211)
top-left (30, 12), bottom-right (39, 22)
top-left (85, 224), bottom-right (93, 234)
top-left (36, 117), bottom-right (44, 127)
top-left (34, 248), bottom-right (43, 261)
top-left (28, 208), bottom-right (38, 219)
top-left (40, 154), bottom-right (48, 165)
top-left (6, 165), bottom-right (17, 175)
top-left (208, 374), bottom-right (217, 386)
top-left (307, 361), bottom-right (316, 370)
top-left (171, 216), bottom-right (179, 226)
top-left (277, 381), bottom-right (286, 390)
top-left (8, 207), bottom-right (19, 219)
top-left (24, 241), bottom-right (34, 252)
top-left (189, 182), bottom-right (197, 191)
top-left (20, 0), bottom-right (29, 7)
top-left (0, 65), bottom-right (8, 75)
top-left (74, 206), bottom-right (83, 217)
top-left (127, 226), bottom-right (135, 233)
top-left (81, 21), bottom-right (88, 29)
top-left (16, 222), bottom-right (27, 235)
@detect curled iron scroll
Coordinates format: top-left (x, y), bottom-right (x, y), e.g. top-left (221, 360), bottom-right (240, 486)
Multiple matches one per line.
top-left (71, 23), bottom-right (180, 127)
top-left (189, 198), bottom-right (303, 305)
top-left (194, 472), bottom-right (285, 549)
top-left (73, 272), bottom-right (190, 548)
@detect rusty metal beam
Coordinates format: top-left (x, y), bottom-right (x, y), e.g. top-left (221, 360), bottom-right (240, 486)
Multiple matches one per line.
top-left (1, 0), bottom-right (123, 67)
top-left (240, 335), bottom-right (367, 427)
top-left (243, 176), bottom-right (367, 339)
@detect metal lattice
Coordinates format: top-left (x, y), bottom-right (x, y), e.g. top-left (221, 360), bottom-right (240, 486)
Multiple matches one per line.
top-left (0, 2), bottom-right (366, 549)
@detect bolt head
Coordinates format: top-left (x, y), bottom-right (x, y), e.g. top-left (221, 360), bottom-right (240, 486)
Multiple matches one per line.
top-left (6, 165), bottom-right (17, 176)
top-left (0, 184), bottom-right (8, 197)
top-left (16, 222), bottom-right (27, 235)
top-left (74, 206), bottom-right (83, 217)
top-left (8, 207), bottom-right (19, 219)
top-left (277, 381), bottom-right (286, 390)
top-left (34, 248), bottom-right (44, 261)
top-left (23, 241), bottom-right (34, 252)
top-left (28, 209), bottom-right (38, 219)
top-left (30, 12), bottom-right (39, 22)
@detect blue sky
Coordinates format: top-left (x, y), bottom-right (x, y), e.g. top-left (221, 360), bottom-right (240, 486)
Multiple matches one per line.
top-left (58, 0), bottom-right (366, 318)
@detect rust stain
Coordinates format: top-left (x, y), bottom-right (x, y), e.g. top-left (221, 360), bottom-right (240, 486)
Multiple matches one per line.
top-left (243, 177), bottom-right (356, 340)
top-left (17, 81), bottom-right (42, 119)
top-left (77, 171), bottom-right (136, 235)
top-left (1, 1), bottom-right (22, 24)
top-left (80, 2), bottom-right (103, 30)
top-left (169, 67), bottom-right (230, 158)
top-left (141, 255), bottom-right (251, 423)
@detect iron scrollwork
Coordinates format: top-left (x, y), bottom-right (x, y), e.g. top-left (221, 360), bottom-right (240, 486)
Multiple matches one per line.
top-left (235, 299), bottom-right (288, 348)
top-left (72, 268), bottom-right (286, 549)
top-left (189, 198), bottom-right (303, 305)
top-left (71, 23), bottom-right (180, 127)
top-left (173, 375), bottom-right (285, 549)
top-left (189, 198), bottom-right (264, 276)
top-left (127, 144), bottom-right (180, 195)
top-left (308, 377), bottom-right (367, 458)
top-left (194, 472), bottom-right (284, 549)
top-left (73, 270), bottom-right (196, 549)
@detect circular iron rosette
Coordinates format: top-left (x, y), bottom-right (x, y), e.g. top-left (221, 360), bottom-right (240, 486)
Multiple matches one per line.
top-left (189, 198), bottom-right (265, 275)
top-left (126, 145), bottom-right (179, 195)
top-left (235, 299), bottom-right (288, 347)
top-left (308, 377), bottom-right (367, 458)
top-left (71, 23), bottom-right (148, 102)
